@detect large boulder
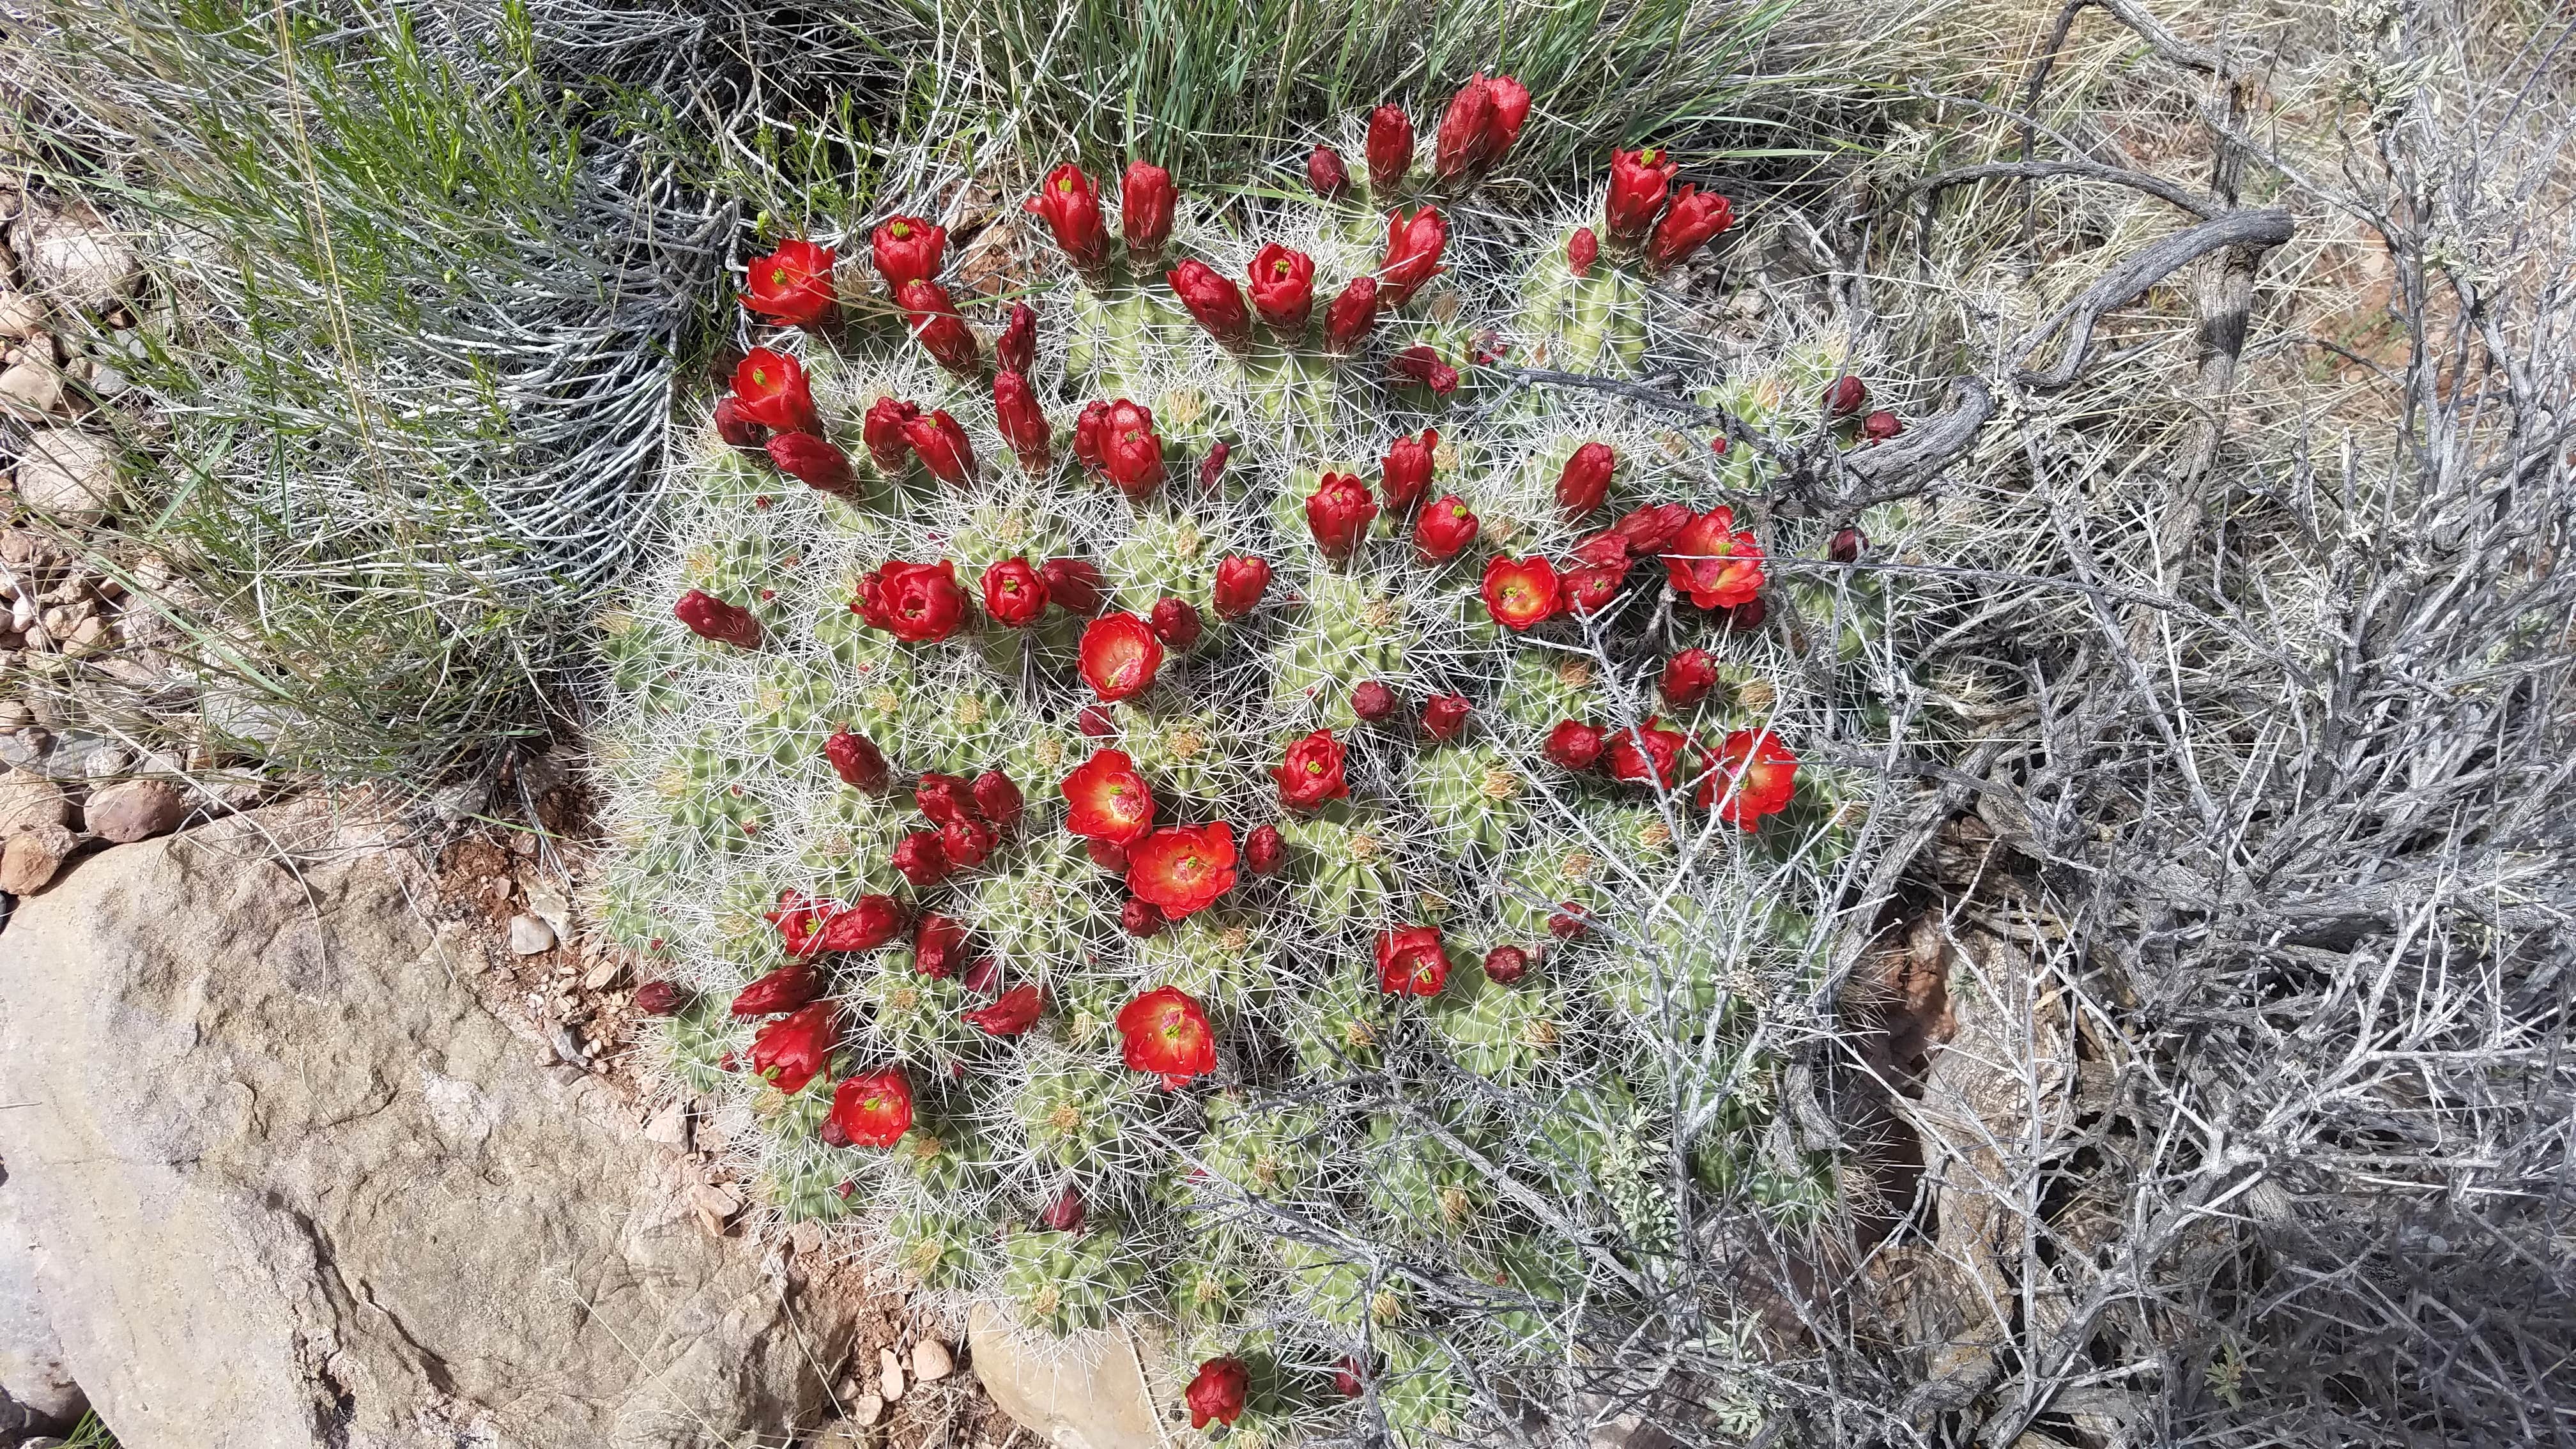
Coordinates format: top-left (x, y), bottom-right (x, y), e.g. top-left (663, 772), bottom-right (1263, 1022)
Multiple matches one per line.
top-left (0, 807), bottom-right (864, 1448)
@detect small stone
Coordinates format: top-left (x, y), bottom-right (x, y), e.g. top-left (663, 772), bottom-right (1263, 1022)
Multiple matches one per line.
top-left (0, 356), bottom-right (65, 416)
top-left (84, 777), bottom-right (185, 843)
top-left (0, 291), bottom-right (44, 340)
top-left (878, 1346), bottom-right (905, 1402)
top-left (0, 729), bottom-right (51, 772)
top-left (507, 913), bottom-right (556, 954)
top-left (0, 769), bottom-right (70, 835)
top-left (912, 1337), bottom-right (954, 1382)
top-left (581, 953), bottom-right (624, 990)
top-left (642, 1100), bottom-right (690, 1148)
top-left (689, 1181), bottom-right (742, 1223)
top-left (0, 700), bottom-right (28, 727)
top-left (82, 358), bottom-right (129, 399)
top-left (789, 1220), bottom-right (824, 1256)
top-left (0, 822), bottom-right (75, 894)
top-left (12, 428), bottom-right (116, 525)
top-left (61, 612), bottom-right (109, 659)
top-left (13, 199), bottom-right (138, 309)
top-left (525, 880), bottom-right (574, 944)
top-left (849, 1392), bottom-right (887, 1427)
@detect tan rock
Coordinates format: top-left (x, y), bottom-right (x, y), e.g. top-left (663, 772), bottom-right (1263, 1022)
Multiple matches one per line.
top-left (878, 1344), bottom-right (905, 1402)
top-left (11, 201), bottom-right (137, 310)
top-left (82, 778), bottom-right (185, 843)
top-left (0, 292), bottom-right (44, 340)
top-left (0, 770), bottom-right (70, 836)
top-left (0, 356), bottom-right (65, 417)
top-left (507, 912), bottom-right (556, 955)
top-left (912, 1336), bottom-right (954, 1382)
top-left (0, 824), bottom-right (74, 894)
top-left (967, 1303), bottom-right (1181, 1449)
top-left (12, 429), bottom-right (114, 526)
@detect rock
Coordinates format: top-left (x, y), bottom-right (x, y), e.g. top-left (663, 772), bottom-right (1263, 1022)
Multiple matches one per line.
top-left (81, 778), bottom-right (185, 843)
top-left (0, 806), bottom-right (867, 1447)
top-left (507, 912), bottom-right (556, 955)
top-left (581, 953), bottom-right (625, 990)
top-left (847, 1393), bottom-right (886, 1427)
top-left (0, 732), bottom-right (48, 773)
top-left (967, 1303), bottom-right (1180, 1449)
top-left (0, 772), bottom-right (69, 836)
top-left (11, 429), bottom-right (114, 526)
top-left (0, 1164), bottom-right (86, 1429)
top-left (0, 825), bottom-right (75, 895)
top-left (0, 293), bottom-right (43, 341)
top-left (641, 1101), bottom-right (690, 1149)
top-left (0, 356), bottom-right (65, 417)
top-left (911, 1336), bottom-right (953, 1382)
top-left (878, 1345), bottom-right (904, 1402)
top-left (10, 201), bottom-right (137, 311)
top-left (525, 880), bottom-right (575, 945)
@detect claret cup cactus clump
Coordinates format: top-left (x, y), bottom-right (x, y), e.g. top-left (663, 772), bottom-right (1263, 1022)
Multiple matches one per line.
top-left (601, 72), bottom-right (1937, 1443)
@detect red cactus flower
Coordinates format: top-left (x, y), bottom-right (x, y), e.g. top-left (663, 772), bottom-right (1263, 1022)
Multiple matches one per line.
top-left (1121, 160), bottom-right (1177, 259)
top-left (1041, 556), bottom-right (1107, 615)
top-left (1273, 729), bottom-right (1349, 810)
top-left (1121, 895), bottom-right (1166, 938)
top-left (871, 215), bottom-right (946, 289)
top-left (1305, 473), bottom-right (1378, 562)
top-left (1862, 408), bottom-right (1902, 441)
top-left (634, 980), bottom-right (685, 1015)
top-left (1568, 226), bottom-right (1599, 277)
top-left (1822, 375), bottom-right (1868, 417)
top-left (1481, 555), bottom-right (1560, 631)
top-left (862, 396), bottom-right (919, 470)
top-left (1710, 729), bottom-right (1798, 830)
top-left (732, 961), bottom-right (819, 1015)
top-left (1078, 613), bottom-right (1165, 701)
top-left (714, 395), bottom-right (767, 448)
top-left (964, 983), bottom-right (1046, 1036)
top-left (994, 371), bottom-right (1053, 472)
top-left (1199, 440), bottom-right (1231, 491)
top-left (1308, 144), bottom-right (1351, 199)
top-left (1376, 924), bottom-right (1451, 997)
top-left (1414, 494), bottom-right (1480, 561)
top-left (1212, 554), bottom-right (1271, 618)
top-left (1116, 985), bottom-right (1216, 1087)
top-left (1572, 530), bottom-right (1629, 569)
top-left (1830, 526), bottom-right (1866, 564)
top-left (767, 432), bottom-right (857, 496)
top-left (730, 349), bottom-right (818, 434)
top-left (1662, 648), bottom-right (1720, 707)
top-left (1545, 719), bottom-right (1605, 770)
top-left (913, 912), bottom-right (969, 977)
top-left (1433, 73), bottom-right (1528, 180)
top-left (1646, 185), bottom-right (1733, 270)
top-left (982, 556), bottom-right (1051, 627)
top-left (893, 828), bottom-right (953, 887)
top-left (871, 561), bottom-right (967, 641)
top-left (916, 772), bottom-right (976, 827)
top-left (1556, 441), bottom-right (1616, 518)
top-left (852, 568), bottom-right (895, 631)
top-left (1150, 597), bottom-right (1203, 650)
top-left (1615, 502), bottom-right (1694, 556)
top-left (744, 238), bottom-right (838, 327)
top-left (1186, 1358), bottom-right (1250, 1430)
top-left (1247, 244), bottom-right (1316, 334)
top-left (675, 590), bottom-right (762, 648)
top-left (1607, 717), bottom-right (1690, 791)
top-left (997, 301), bottom-right (1038, 374)
top-left (1387, 345), bottom-right (1459, 395)
top-left (829, 1067), bottom-right (914, 1147)
top-left (1365, 105), bottom-right (1414, 193)
top-left (1322, 276), bottom-right (1381, 355)
top-left (1483, 945), bottom-right (1528, 985)
top-left (1025, 164), bottom-right (1109, 270)
top-left (1561, 564), bottom-right (1626, 617)
top-left (1127, 822), bottom-right (1238, 918)
top-left (1167, 259), bottom-right (1252, 350)
top-left (1378, 206), bottom-right (1448, 306)
top-left (1062, 749), bottom-right (1155, 845)
top-left (1664, 507), bottom-right (1767, 610)
top-left (1351, 680), bottom-right (1398, 722)
top-left (1245, 822), bottom-right (1285, 874)
top-left (1381, 428), bottom-right (1437, 512)
top-left (751, 1004), bottom-right (835, 1094)
top-left (1604, 148), bottom-right (1678, 242)
top-left (1073, 401), bottom-right (1109, 474)
top-left (973, 770), bottom-right (1025, 830)
top-left (1097, 399), bottom-right (1165, 500)
top-left (941, 814), bottom-right (998, 870)
top-left (901, 408), bottom-right (976, 486)
top-left (1423, 693), bottom-right (1471, 741)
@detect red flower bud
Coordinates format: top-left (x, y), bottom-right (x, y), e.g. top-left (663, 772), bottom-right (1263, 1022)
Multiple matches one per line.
top-left (972, 770), bottom-right (1025, 830)
top-left (1556, 440), bottom-right (1616, 518)
top-left (1025, 163), bottom-right (1109, 270)
top-left (767, 431), bottom-right (856, 496)
top-left (828, 1067), bottom-right (913, 1147)
top-left (1078, 613), bottom-right (1165, 702)
top-left (1607, 717), bottom-right (1689, 791)
top-left (1072, 400), bottom-right (1109, 474)
top-left (1096, 398), bottom-right (1165, 500)
top-left (1381, 428), bottom-right (1437, 512)
top-left (1646, 185), bottom-right (1733, 270)
top-left (862, 396), bottom-right (919, 470)
top-left (675, 589), bottom-right (762, 648)
top-left (1375, 924), bottom-right (1450, 996)
top-left (1433, 73), bottom-right (1527, 181)
top-left (1568, 226), bottom-right (1599, 277)
top-left (1121, 895), bottom-right (1166, 938)
top-left (1378, 206), bottom-right (1448, 307)
top-left (1245, 822), bottom-right (1284, 875)
top-left (634, 980), bottom-right (685, 1015)
top-left (1077, 705), bottom-right (1116, 737)
top-left (743, 238), bottom-right (838, 327)
top-left (871, 561), bottom-right (967, 641)
top-left (1423, 693), bottom-right (1471, 741)
top-left (1149, 597), bottom-right (1202, 650)
top-left (1273, 728), bottom-right (1349, 810)
top-left (1561, 564), bottom-right (1626, 617)
top-left (901, 408), bottom-right (976, 486)
top-left (913, 913), bottom-right (969, 977)
top-left (981, 556), bottom-right (1050, 627)
top-left (1087, 837), bottom-right (1130, 871)
top-left (897, 279), bottom-right (981, 375)
top-left (893, 829), bottom-right (953, 887)
top-left (1120, 160), bottom-right (1177, 260)
top-left (1166, 258), bottom-right (1252, 350)
top-left (1413, 494), bottom-right (1480, 561)
top-left (1604, 148), bottom-right (1677, 242)
top-left (1614, 502), bottom-right (1693, 556)
top-left (1823, 375), bottom-right (1867, 417)
top-left (730, 348), bottom-right (818, 434)
top-left (1308, 144), bottom-right (1351, 200)
top-left (714, 395), bottom-right (767, 448)
top-left (817, 894), bottom-right (908, 953)
top-left (1727, 596), bottom-right (1768, 631)
top-left (993, 371), bottom-right (1053, 472)
top-left (1041, 556), bottom-right (1107, 615)
top-left (1351, 680), bottom-right (1398, 722)
top-left (1480, 556), bottom-right (1560, 631)
top-left (1862, 408), bottom-right (1902, 441)
top-left (1199, 440), bottom-right (1230, 491)
top-left (825, 728), bottom-right (890, 793)
top-left (1547, 905), bottom-right (1591, 940)
top-left (1186, 1358), bottom-right (1250, 1430)
top-left (732, 961), bottom-right (819, 1016)
top-left (1039, 1183), bottom-right (1086, 1231)
top-left (964, 982), bottom-right (1045, 1036)
top-left (1572, 530), bottom-right (1630, 569)
top-left (871, 215), bottom-right (947, 289)
top-left (1829, 526), bottom-right (1866, 563)
top-left (1335, 1357), bottom-right (1367, 1397)
top-left (750, 1003), bottom-right (835, 1094)
top-left (916, 772), bottom-right (976, 827)
top-left (1483, 945), bottom-right (1528, 985)
top-left (940, 814), bottom-right (995, 870)
top-left (1246, 243), bottom-right (1316, 335)
top-left (1365, 105), bottom-right (1414, 194)
top-left (996, 301), bottom-right (1038, 374)
top-left (1305, 472), bottom-right (1378, 562)
top-left (1387, 344), bottom-right (1459, 396)
top-left (1661, 647), bottom-right (1720, 707)
top-left (1211, 553), bottom-right (1270, 618)
top-left (1545, 719), bottom-right (1604, 770)
top-left (1322, 275), bottom-right (1380, 353)
top-left (963, 956), bottom-right (1003, 995)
